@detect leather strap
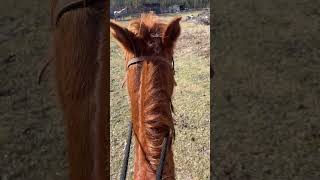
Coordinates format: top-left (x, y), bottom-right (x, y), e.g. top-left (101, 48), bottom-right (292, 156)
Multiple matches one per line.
top-left (55, 0), bottom-right (104, 26)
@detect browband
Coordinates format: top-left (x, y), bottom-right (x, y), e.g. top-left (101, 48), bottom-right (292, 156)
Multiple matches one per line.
top-left (126, 56), bottom-right (174, 71)
top-left (127, 57), bottom-right (144, 68)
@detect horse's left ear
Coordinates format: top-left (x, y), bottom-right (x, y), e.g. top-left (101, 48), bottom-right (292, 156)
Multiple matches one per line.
top-left (163, 17), bottom-right (182, 48)
top-left (110, 20), bottom-right (135, 53)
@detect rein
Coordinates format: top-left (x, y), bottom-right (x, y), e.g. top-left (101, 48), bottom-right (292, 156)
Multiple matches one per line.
top-left (127, 56), bottom-right (175, 73)
top-left (38, 0), bottom-right (104, 84)
top-left (120, 122), bottom-right (170, 180)
top-left (120, 56), bottom-right (175, 180)
top-left (55, 0), bottom-right (104, 25)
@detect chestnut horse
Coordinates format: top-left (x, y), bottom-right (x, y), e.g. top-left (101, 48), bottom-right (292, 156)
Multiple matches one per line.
top-left (110, 13), bottom-right (181, 179)
top-left (48, 0), bottom-right (107, 179)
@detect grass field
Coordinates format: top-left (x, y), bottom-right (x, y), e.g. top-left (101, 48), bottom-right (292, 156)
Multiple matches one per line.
top-left (110, 11), bottom-right (210, 179)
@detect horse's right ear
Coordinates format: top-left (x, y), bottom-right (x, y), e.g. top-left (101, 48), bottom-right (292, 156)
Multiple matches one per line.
top-left (110, 21), bottom-right (135, 53)
top-left (163, 17), bottom-right (182, 49)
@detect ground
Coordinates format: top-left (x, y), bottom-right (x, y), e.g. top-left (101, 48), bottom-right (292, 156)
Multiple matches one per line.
top-left (212, 0), bottom-right (320, 179)
top-left (110, 11), bottom-right (210, 179)
top-left (0, 1), bottom-right (68, 180)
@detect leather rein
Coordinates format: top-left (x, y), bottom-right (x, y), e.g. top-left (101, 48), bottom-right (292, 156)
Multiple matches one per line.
top-left (127, 56), bottom-right (175, 73)
top-left (120, 56), bottom-right (175, 180)
top-left (55, 0), bottom-right (104, 25)
top-left (38, 0), bottom-right (104, 84)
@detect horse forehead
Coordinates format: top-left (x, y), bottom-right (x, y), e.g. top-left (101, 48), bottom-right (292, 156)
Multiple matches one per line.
top-left (146, 38), bottom-right (162, 53)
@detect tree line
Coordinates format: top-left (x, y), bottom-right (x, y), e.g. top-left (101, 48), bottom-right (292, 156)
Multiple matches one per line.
top-left (111, 0), bottom-right (210, 10)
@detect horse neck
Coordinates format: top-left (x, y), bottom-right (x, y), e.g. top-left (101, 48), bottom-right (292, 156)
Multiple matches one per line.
top-left (129, 60), bottom-right (176, 179)
top-left (53, 7), bottom-right (107, 180)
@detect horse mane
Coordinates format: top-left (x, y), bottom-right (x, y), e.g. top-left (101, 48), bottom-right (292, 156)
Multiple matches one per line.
top-left (137, 46), bottom-right (176, 175)
top-left (48, 1), bottom-right (107, 179)
top-left (120, 13), bottom-right (177, 171)
top-left (111, 12), bottom-right (179, 177)
top-left (139, 58), bottom-right (175, 171)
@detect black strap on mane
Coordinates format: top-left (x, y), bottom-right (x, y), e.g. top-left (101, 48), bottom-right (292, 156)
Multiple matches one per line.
top-left (120, 121), bottom-right (170, 180)
top-left (55, 0), bottom-right (104, 26)
top-left (120, 122), bottom-right (133, 180)
top-left (38, 0), bottom-right (104, 84)
top-left (126, 56), bottom-right (175, 72)
top-left (127, 57), bottom-right (144, 68)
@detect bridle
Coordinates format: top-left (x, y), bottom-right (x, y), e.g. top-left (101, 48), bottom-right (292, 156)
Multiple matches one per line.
top-left (127, 56), bottom-right (175, 73)
top-left (55, 0), bottom-right (104, 26)
top-left (120, 56), bottom-right (175, 180)
top-left (120, 122), bottom-right (170, 180)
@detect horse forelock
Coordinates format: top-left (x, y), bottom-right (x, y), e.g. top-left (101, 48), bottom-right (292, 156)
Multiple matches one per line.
top-left (128, 14), bottom-right (167, 55)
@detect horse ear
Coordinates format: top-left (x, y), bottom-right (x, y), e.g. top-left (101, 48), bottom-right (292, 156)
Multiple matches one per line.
top-left (110, 20), bottom-right (135, 53)
top-left (163, 17), bottom-right (182, 48)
